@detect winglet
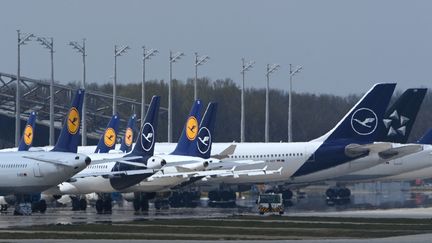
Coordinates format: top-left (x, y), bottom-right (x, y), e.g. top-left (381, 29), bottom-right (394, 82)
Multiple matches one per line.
top-left (51, 89), bottom-right (85, 153)
top-left (94, 114), bottom-right (120, 153)
top-left (213, 144), bottom-right (237, 160)
top-left (18, 111), bottom-right (37, 151)
top-left (120, 114), bottom-right (137, 153)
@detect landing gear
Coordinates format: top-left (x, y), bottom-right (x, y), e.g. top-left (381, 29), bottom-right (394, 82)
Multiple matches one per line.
top-left (207, 190), bottom-right (236, 208)
top-left (31, 199), bottom-right (47, 213)
top-left (168, 191), bottom-right (201, 208)
top-left (0, 204), bottom-right (8, 212)
top-left (71, 196), bottom-right (87, 211)
top-left (133, 192), bottom-right (156, 212)
top-left (13, 194), bottom-right (46, 215)
top-left (326, 187), bottom-right (351, 205)
top-left (95, 194), bottom-right (112, 214)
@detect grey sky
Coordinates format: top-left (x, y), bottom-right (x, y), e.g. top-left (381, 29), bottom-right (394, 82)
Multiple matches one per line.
top-left (1, 0), bottom-right (431, 95)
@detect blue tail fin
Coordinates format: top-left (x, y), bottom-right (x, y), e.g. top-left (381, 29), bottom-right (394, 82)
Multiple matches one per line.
top-left (315, 83), bottom-right (396, 143)
top-left (120, 114), bottom-right (137, 153)
top-left (417, 129), bottom-right (432, 145)
top-left (18, 111), bottom-right (37, 151)
top-left (194, 102), bottom-right (218, 159)
top-left (51, 89), bottom-right (85, 153)
top-left (171, 100), bottom-right (203, 156)
top-left (126, 96), bottom-right (160, 157)
top-left (378, 88), bottom-right (427, 143)
top-left (94, 114), bottom-right (120, 153)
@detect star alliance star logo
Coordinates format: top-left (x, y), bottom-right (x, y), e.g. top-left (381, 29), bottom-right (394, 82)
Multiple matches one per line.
top-left (383, 110), bottom-right (409, 137)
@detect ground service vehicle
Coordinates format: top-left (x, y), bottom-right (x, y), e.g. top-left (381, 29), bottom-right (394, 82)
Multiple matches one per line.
top-left (257, 193), bottom-right (284, 215)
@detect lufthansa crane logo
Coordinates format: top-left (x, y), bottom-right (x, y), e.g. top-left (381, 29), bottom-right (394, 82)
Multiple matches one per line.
top-left (197, 127), bottom-right (211, 154)
top-left (124, 128), bottom-right (133, 147)
top-left (23, 125), bottom-right (33, 146)
top-left (140, 122), bottom-right (155, 151)
top-left (67, 107), bottom-right (80, 135)
top-left (350, 108), bottom-right (378, 135)
top-left (104, 128), bottom-right (116, 147)
top-left (186, 116), bottom-right (198, 141)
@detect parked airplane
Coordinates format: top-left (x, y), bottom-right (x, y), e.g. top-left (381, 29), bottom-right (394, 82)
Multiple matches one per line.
top-left (0, 89), bottom-right (91, 215)
top-left (43, 95), bottom-right (164, 212)
top-left (172, 83), bottom-right (423, 205)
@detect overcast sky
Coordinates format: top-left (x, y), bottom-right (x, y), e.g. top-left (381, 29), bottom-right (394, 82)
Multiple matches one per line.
top-left (1, 0), bottom-right (431, 95)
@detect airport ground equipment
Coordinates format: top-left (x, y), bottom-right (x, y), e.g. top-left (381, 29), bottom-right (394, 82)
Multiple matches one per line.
top-left (257, 193), bottom-right (284, 215)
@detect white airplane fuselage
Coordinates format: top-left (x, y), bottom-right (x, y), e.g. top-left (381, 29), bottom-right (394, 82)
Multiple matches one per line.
top-left (0, 151), bottom-right (89, 195)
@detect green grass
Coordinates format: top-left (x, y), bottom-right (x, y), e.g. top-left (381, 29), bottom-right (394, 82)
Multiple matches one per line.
top-left (3, 215), bottom-right (432, 240)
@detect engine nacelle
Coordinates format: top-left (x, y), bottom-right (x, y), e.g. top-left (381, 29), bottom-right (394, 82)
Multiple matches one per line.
top-left (146, 156), bottom-right (167, 169)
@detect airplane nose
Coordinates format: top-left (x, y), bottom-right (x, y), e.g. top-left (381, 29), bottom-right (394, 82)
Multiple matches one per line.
top-left (85, 156), bottom-right (91, 166)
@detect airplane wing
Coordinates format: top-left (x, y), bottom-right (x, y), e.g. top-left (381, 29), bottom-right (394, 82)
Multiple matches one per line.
top-left (90, 156), bottom-right (143, 165)
top-left (147, 166), bottom-right (283, 180)
top-left (22, 155), bottom-right (74, 167)
top-left (207, 160), bottom-right (265, 170)
top-left (378, 144), bottom-right (423, 160)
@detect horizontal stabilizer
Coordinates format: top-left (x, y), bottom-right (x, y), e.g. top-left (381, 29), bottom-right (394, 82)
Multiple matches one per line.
top-left (344, 143), bottom-right (392, 158)
top-left (379, 144), bottom-right (423, 160)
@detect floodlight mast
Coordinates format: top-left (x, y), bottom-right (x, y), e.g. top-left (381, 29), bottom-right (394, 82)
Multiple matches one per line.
top-left (288, 64), bottom-right (302, 142)
top-left (16, 30), bottom-right (34, 146)
top-left (113, 45), bottom-right (130, 116)
top-left (265, 63), bottom-right (280, 143)
top-left (240, 58), bottom-right (254, 143)
top-left (168, 50), bottom-right (184, 142)
top-left (69, 39), bottom-right (87, 145)
top-left (194, 52), bottom-right (210, 101)
top-left (37, 36), bottom-right (55, 146)
top-left (141, 46), bottom-right (158, 128)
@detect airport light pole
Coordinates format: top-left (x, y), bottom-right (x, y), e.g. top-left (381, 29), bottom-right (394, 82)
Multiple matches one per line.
top-left (194, 52), bottom-right (210, 101)
top-left (240, 58), bottom-right (255, 143)
top-left (265, 63), bottom-right (280, 143)
top-left (288, 64), bottom-right (302, 142)
top-left (16, 30), bottom-right (34, 146)
top-left (141, 46), bottom-right (158, 128)
top-left (168, 50), bottom-right (184, 143)
top-left (113, 45), bottom-right (130, 116)
top-left (36, 36), bottom-right (55, 146)
top-left (69, 39), bottom-right (87, 146)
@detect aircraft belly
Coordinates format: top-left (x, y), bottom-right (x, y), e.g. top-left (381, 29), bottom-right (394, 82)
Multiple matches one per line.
top-left (68, 177), bottom-right (115, 194)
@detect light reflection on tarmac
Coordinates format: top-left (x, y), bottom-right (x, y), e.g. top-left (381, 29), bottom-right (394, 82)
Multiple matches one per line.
top-left (0, 182), bottom-right (432, 228)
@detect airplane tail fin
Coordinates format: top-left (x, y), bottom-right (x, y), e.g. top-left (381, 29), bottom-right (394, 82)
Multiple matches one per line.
top-left (313, 83), bottom-right (396, 143)
top-left (51, 89), bottom-right (85, 153)
top-left (18, 111), bottom-right (37, 151)
top-left (193, 102), bottom-right (218, 159)
top-left (94, 114), bottom-right (120, 153)
top-left (171, 100), bottom-right (203, 156)
top-left (120, 114), bottom-right (137, 153)
top-left (378, 88), bottom-right (427, 143)
top-left (126, 96), bottom-right (160, 157)
top-left (417, 129), bottom-right (432, 145)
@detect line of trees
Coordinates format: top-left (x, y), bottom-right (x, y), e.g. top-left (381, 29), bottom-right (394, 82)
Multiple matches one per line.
top-left (84, 78), bottom-right (432, 143)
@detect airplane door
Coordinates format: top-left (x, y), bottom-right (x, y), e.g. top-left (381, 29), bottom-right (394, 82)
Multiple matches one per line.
top-left (33, 163), bottom-right (43, 177)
